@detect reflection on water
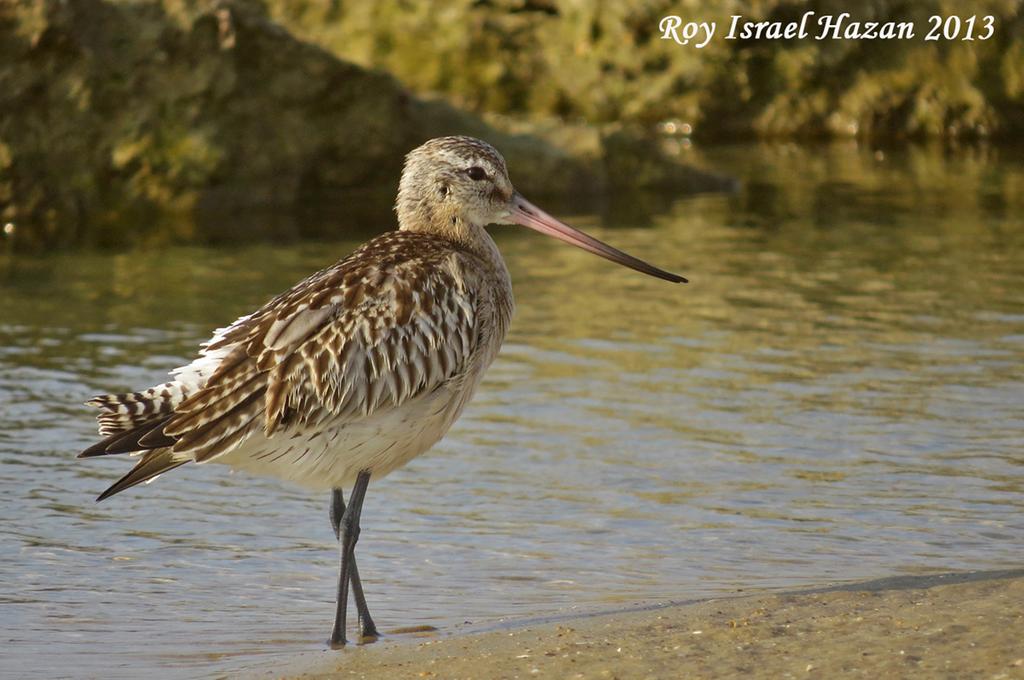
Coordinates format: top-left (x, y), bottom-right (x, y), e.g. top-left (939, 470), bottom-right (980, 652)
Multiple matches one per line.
top-left (2, 143), bottom-right (1023, 678)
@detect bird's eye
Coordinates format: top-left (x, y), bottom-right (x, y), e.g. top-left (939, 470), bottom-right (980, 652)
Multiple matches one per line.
top-left (466, 166), bottom-right (488, 181)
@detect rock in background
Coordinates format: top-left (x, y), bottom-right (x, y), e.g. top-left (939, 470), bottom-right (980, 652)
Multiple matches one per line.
top-left (1, 0), bottom-right (730, 250)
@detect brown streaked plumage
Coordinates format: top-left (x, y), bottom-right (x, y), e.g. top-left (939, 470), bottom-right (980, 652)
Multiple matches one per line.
top-left (79, 135), bottom-right (686, 648)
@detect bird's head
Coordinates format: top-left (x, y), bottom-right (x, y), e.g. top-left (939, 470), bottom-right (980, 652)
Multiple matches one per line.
top-left (397, 136), bottom-right (687, 283)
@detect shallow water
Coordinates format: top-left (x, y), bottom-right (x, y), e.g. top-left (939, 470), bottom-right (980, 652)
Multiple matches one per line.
top-left (2, 142), bottom-right (1022, 678)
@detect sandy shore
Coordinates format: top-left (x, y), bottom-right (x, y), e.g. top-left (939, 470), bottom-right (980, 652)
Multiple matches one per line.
top-left (279, 569), bottom-right (1023, 679)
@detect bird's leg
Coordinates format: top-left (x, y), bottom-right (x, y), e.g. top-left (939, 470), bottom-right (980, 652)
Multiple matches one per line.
top-left (329, 471), bottom-right (372, 648)
top-left (329, 486), bottom-right (379, 642)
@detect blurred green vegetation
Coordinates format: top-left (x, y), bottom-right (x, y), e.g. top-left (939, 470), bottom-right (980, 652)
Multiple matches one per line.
top-left (0, 0), bottom-right (1021, 251)
top-left (269, 0), bottom-right (1024, 139)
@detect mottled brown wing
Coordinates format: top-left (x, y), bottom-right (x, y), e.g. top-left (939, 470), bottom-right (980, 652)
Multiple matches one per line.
top-left (160, 232), bottom-right (480, 463)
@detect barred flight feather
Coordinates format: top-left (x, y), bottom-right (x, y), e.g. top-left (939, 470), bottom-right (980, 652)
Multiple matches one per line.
top-left (87, 382), bottom-right (191, 436)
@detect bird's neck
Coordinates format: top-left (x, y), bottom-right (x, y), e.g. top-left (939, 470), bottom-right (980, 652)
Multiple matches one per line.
top-left (464, 222), bottom-right (510, 283)
top-left (399, 211), bottom-right (501, 268)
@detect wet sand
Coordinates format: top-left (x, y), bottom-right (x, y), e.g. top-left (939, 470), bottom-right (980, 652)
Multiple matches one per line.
top-left (281, 570), bottom-right (1023, 679)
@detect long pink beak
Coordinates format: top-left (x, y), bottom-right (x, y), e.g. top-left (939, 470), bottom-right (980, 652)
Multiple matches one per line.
top-left (507, 194), bottom-right (687, 283)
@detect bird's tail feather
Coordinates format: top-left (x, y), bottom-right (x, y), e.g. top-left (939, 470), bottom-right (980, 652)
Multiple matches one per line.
top-left (82, 384), bottom-right (191, 500)
top-left (96, 450), bottom-right (188, 502)
top-left (87, 382), bottom-right (192, 437)
top-left (79, 417), bottom-right (176, 458)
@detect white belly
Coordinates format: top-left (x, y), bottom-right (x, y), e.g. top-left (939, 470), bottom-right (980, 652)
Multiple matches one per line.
top-left (211, 382), bottom-right (472, 490)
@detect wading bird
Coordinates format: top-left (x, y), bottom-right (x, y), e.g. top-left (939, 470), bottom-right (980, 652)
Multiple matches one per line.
top-left (80, 136), bottom-right (686, 647)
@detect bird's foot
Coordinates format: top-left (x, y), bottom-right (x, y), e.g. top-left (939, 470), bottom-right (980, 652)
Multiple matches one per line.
top-left (358, 623), bottom-right (381, 643)
top-left (328, 624), bottom-right (379, 649)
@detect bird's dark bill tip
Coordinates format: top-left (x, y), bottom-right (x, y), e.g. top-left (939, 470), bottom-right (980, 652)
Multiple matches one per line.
top-left (508, 194), bottom-right (688, 285)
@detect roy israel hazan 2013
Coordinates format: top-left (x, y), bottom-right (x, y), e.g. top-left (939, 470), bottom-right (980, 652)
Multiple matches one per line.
top-left (659, 12), bottom-right (917, 48)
